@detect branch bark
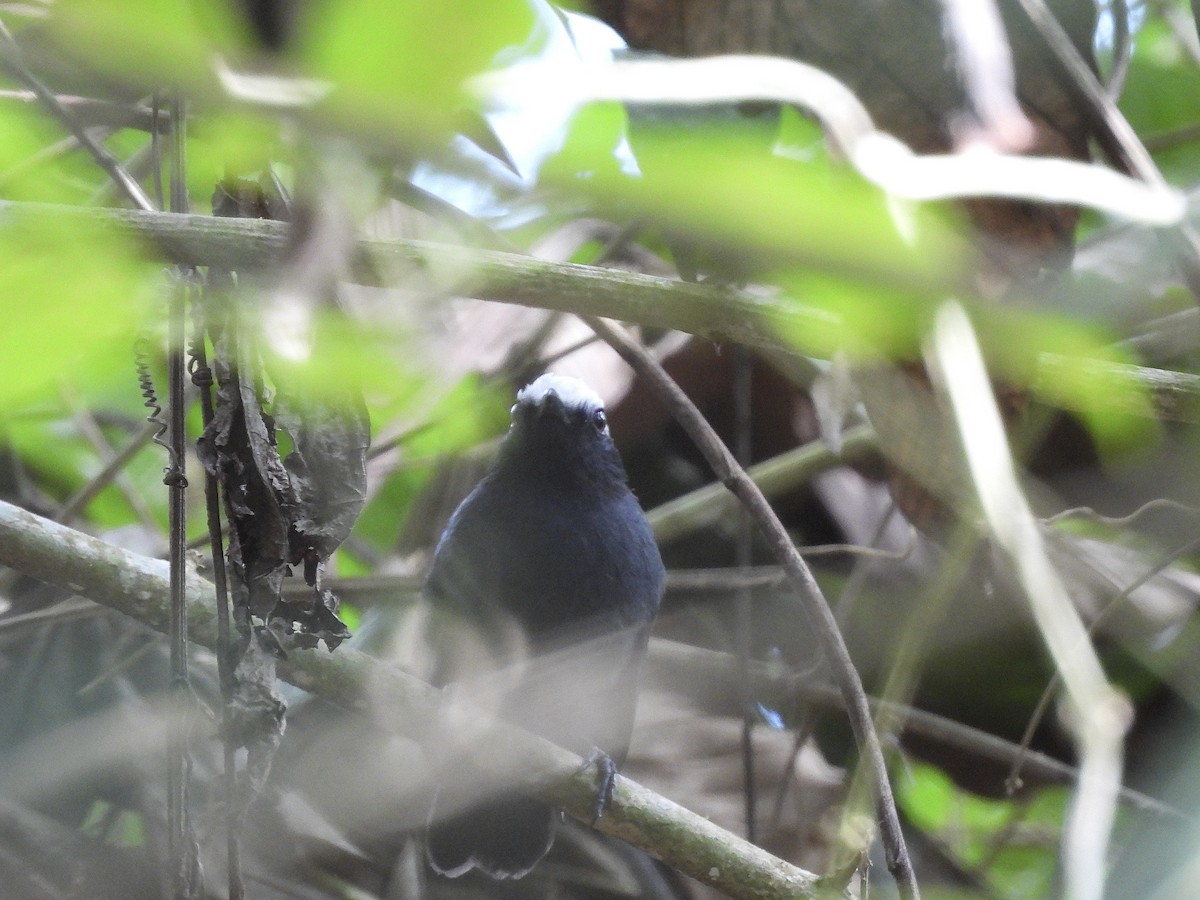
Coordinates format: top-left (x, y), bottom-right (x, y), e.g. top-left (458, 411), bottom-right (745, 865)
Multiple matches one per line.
top-left (0, 199), bottom-right (1194, 422)
top-left (0, 499), bottom-right (822, 899)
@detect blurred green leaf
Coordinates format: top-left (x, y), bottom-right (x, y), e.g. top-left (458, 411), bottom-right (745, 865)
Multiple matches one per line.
top-left (540, 100), bottom-right (630, 184)
top-left (186, 111), bottom-right (285, 211)
top-left (0, 212), bottom-right (156, 420)
top-left (977, 307), bottom-right (1155, 455)
top-left (404, 374), bottom-right (510, 458)
top-left (569, 116), bottom-right (966, 289)
top-left (301, 0), bottom-right (536, 138)
top-left (774, 271), bottom-right (929, 359)
top-left (351, 375), bottom-right (508, 556)
top-left (1120, 18), bottom-right (1200, 137)
top-left (899, 760), bottom-right (1064, 899)
top-left (0, 102), bottom-right (108, 203)
top-left (1120, 15), bottom-right (1200, 181)
top-left (49, 0), bottom-right (241, 92)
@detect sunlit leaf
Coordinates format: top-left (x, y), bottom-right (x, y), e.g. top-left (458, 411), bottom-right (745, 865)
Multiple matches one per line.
top-left (561, 115), bottom-right (966, 289)
top-left (350, 375), bottom-right (508, 555)
top-left (48, 0), bottom-right (242, 93)
top-left (898, 760), bottom-right (1064, 899)
top-left (300, 0), bottom-right (537, 138)
top-left (0, 102), bottom-right (111, 203)
top-left (0, 212), bottom-right (156, 420)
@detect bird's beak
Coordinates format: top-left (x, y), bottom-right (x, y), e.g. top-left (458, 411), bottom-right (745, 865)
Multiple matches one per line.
top-left (535, 389), bottom-right (570, 422)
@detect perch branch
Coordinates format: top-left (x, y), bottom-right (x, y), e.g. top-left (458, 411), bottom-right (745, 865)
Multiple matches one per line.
top-left (0, 499), bottom-right (821, 900)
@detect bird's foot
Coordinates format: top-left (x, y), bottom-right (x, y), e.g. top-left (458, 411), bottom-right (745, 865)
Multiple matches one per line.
top-left (577, 748), bottom-right (617, 825)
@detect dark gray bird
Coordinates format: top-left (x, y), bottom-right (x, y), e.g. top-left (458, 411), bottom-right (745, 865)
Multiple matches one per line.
top-left (423, 373), bottom-right (665, 880)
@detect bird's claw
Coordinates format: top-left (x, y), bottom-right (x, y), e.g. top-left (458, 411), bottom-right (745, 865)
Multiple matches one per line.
top-left (578, 748), bottom-right (617, 825)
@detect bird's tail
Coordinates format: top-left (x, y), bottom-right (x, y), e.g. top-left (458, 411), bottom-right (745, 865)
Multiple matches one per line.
top-left (426, 791), bottom-right (557, 880)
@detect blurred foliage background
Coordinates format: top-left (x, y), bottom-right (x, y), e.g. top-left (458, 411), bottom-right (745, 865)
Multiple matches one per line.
top-left (4, 0), bottom-right (1200, 898)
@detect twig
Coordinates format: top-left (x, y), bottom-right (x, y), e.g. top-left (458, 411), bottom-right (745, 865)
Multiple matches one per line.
top-left (1143, 122), bottom-right (1200, 153)
top-left (1157, 0), bottom-right (1200, 68)
top-left (0, 597), bottom-right (100, 633)
top-left (1043, 497), bottom-right (1200, 528)
top-left (734, 346), bottom-right (758, 843)
top-left (1106, 0), bottom-right (1132, 99)
top-left (188, 291), bottom-right (244, 900)
top-left (164, 277), bottom-right (196, 898)
top-left (647, 640), bottom-right (1184, 821)
top-left (0, 24), bottom-right (155, 211)
top-left (584, 316), bottom-right (920, 898)
top-left (0, 90), bottom-right (167, 131)
top-left (0, 499), bottom-right (823, 900)
top-left (55, 421), bottom-right (159, 526)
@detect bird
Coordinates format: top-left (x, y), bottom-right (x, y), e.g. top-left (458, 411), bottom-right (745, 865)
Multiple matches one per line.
top-left (422, 373), bottom-right (665, 880)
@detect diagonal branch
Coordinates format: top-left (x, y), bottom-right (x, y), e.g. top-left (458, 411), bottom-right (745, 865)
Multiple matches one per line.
top-left (0, 27), bottom-right (156, 212)
top-left (0, 498), bottom-right (822, 900)
top-left (583, 316), bottom-right (919, 899)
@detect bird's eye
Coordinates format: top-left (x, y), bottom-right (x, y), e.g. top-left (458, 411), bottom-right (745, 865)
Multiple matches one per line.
top-left (591, 409), bottom-right (608, 432)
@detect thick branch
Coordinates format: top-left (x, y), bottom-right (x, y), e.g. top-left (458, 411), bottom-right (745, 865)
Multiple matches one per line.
top-left (0, 500), bottom-right (821, 899)
top-left (0, 199), bottom-right (1193, 422)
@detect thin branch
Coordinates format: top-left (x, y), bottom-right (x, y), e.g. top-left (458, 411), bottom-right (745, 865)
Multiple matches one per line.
top-left (0, 89), bottom-right (168, 132)
top-left (647, 424), bottom-right (877, 543)
top-left (1143, 122), bottom-right (1200, 153)
top-left (647, 640), bottom-right (1183, 820)
top-left (1106, 0), bottom-right (1132, 99)
top-left (0, 499), bottom-right (822, 899)
top-left (55, 421), bottom-right (158, 526)
top-left (1044, 497), bottom-right (1200, 528)
top-left (0, 26), bottom-right (155, 211)
top-left (583, 317), bottom-right (920, 898)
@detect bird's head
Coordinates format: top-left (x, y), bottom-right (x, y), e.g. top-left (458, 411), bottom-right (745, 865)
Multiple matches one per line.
top-left (514, 374), bottom-right (608, 430)
top-left (500, 374), bottom-right (623, 483)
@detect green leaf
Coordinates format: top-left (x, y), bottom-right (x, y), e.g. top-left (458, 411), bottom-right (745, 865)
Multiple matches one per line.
top-left (570, 115), bottom-right (966, 290)
top-left (0, 102), bottom-right (110, 204)
top-left (300, 0), bottom-right (537, 137)
top-left (1120, 18), bottom-right (1200, 137)
top-left (48, 0), bottom-right (242, 92)
top-left (350, 375), bottom-right (508, 555)
top-left (540, 100), bottom-right (631, 184)
top-left (898, 760), bottom-right (1065, 899)
top-left (0, 212), bottom-right (156, 421)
